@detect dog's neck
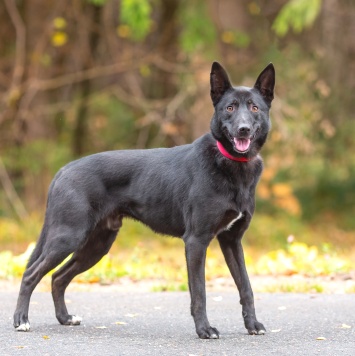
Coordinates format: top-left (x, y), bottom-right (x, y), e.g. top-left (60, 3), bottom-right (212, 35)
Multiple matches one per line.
top-left (216, 141), bottom-right (250, 162)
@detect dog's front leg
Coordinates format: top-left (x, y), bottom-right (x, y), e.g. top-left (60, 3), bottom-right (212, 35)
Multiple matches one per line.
top-left (218, 221), bottom-right (265, 335)
top-left (184, 237), bottom-right (219, 339)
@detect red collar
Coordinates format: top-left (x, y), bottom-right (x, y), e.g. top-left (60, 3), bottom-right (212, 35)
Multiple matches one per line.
top-left (216, 141), bottom-right (250, 162)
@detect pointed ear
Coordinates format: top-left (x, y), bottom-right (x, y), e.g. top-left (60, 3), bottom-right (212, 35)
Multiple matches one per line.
top-left (254, 63), bottom-right (275, 104)
top-left (210, 62), bottom-right (232, 106)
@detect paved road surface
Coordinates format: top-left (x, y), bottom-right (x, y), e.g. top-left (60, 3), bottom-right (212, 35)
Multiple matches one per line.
top-left (1, 288), bottom-right (354, 355)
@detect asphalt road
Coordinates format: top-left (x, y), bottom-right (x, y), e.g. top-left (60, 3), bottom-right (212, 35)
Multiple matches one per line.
top-left (1, 288), bottom-right (354, 356)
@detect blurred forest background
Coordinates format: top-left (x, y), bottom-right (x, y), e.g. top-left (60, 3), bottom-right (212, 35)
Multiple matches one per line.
top-left (0, 0), bottom-right (354, 270)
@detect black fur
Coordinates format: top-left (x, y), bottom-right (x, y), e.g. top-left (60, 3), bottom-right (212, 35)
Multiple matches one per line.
top-left (13, 62), bottom-right (275, 338)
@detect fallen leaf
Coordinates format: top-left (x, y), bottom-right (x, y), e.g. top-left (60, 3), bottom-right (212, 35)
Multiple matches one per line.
top-left (42, 335), bottom-right (50, 340)
top-left (125, 313), bottom-right (139, 318)
top-left (271, 329), bottom-right (281, 333)
top-left (340, 324), bottom-right (351, 329)
top-left (13, 346), bottom-right (26, 349)
top-left (316, 337), bottom-right (326, 340)
top-left (115, 321), bottom-right (127, 325)
top-left (95, 326), bottom-right (107, 329)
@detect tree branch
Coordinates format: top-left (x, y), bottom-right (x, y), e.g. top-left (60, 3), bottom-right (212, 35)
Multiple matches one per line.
top-left (4, 0), bottom-right (26, 94)
top-left (29, 58), bottom-right (151, 92)
top-left (0, 157), bottom-right (28, 221)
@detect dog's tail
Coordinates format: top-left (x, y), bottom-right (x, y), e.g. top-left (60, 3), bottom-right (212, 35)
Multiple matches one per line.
top-left (26, 175), bottom-right (58, 269)
top-left (26, 222), bottom-right (48, 268)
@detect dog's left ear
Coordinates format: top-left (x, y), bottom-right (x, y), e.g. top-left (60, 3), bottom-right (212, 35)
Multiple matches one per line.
top-left (210, 62), bottom-right (232, 106)
top-left (254, 63), bottom-right (275, 104)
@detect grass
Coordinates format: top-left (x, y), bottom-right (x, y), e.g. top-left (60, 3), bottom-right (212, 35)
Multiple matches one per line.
top-left (260, 281), bottom-right (325, 293)
top-left (0, 214), bottom-right (354, 293)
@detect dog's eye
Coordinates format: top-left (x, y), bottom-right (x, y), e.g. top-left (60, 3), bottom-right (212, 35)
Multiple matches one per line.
top-left (251, 105), bottom-right (259, 113)
top-left (226, 106), bottom-right (234, 112)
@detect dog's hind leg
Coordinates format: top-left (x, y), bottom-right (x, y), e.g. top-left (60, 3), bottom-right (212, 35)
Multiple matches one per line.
top-left (26, 225), bottom-right (48, 269)
top-left (51, 222), bottom-right (119, 326)
top-left (218, 228), bottom-right (266, 335)
top-left (13, 228), bottom-right (85, 331)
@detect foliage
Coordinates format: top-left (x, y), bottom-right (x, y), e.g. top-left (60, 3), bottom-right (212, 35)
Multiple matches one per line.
top-left (120, 0), bottom-right (152, 41)
top-left (0, 0), bottom-right (354, 258)
top-left (220, 30), bottom-right (250, 49)
top-left (179, 1), bottom-right (217, 55)
top-left (0, 215), bottom-right (42, 250)
top-left (0, 243), bottom-right (35, 279)
top-left (273, 0), bottom-right (322, 37)
top-left (88, 94), bottom-right (138, 150)
top-left (255, 241), bottom-right (352, 276)
top-left (4, 140), bottom-right (71, 177)
top-left (87, 0), bottom-right (108, 5)
top-left (0, 217), bottom-right (354, 288)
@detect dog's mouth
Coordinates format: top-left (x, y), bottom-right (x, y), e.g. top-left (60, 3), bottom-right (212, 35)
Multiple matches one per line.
top-left (233, 137), bottom-right (251, 153)
top-left (232, 127), bottom-right (260, 153)
top-left (223, 127), bottom-right (260, 154)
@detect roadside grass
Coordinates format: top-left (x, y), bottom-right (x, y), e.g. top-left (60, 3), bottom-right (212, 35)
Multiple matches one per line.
top-left (0, 214), bottom-right (354, 293)
top-left (260, 281), bottom-right (325, 293)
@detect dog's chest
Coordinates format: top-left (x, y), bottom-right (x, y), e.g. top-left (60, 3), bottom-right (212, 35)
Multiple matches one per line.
top-left (214, 209), bottom-right (243, 235)
top-left (224, 212), bottom-right (243, 230)
top-left (214, 179), bottom-right (255, 234)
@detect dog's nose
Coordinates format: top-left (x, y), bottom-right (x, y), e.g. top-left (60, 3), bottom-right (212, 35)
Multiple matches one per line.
top-left (237, 125), bottom-right (251, 136)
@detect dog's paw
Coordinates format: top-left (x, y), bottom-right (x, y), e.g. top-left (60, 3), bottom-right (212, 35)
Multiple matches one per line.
top-left (68, 315), bottom-right (82, 325)
top-left (197, 326), bottom-right (220, 339)
top-left (14, 313), bottom-right (31, 332)
top-left (15, 322), bottom-right (31, 332)
top-left (58, 314), bottom-right (82, 326)
top-left (245, 320), bottom-right (266, 335)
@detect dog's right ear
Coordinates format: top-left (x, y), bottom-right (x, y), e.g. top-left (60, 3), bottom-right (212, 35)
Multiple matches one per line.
top-left (210, 62), bottom-right (232, 106)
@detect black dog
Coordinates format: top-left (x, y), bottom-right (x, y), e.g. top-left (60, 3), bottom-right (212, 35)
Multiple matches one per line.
top-left (14, 62), bottom-right (275, 339)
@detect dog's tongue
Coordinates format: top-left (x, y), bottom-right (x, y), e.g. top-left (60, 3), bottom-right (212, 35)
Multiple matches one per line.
top-left (234, 137), bottom-right (251, 152)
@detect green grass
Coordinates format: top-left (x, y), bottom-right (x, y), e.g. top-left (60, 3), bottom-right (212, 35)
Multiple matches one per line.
top-left (151, 283), bottom-right (188, 292)
top-left (260, 282), bottom-right (324, 293)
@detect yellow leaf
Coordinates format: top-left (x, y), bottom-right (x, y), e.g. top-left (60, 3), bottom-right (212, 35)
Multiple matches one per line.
top-left (316, 336), bottom-right (326, 340)
top-left (51, 32), bottom-right (68, 47)
top-left (115, 321), bottom-right (127, 325)
top-left (42, 335), bottom-right (50, 340)
top-left (88, 276), bottom-right (101, 284)
top-left (221, 31), bottom-right (235, 44)
top-left (139, 64), bottom-right (151, 77)
top-left (248, 2), bottom-right (261, 15)
top-left (53, 17), bottom-right (67, 29)
top-left (117, 25), bottom-right (131, 38)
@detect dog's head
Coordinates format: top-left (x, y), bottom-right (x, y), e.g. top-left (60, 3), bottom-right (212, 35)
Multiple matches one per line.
top-left (210, 62), bottom-right (275, 160)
